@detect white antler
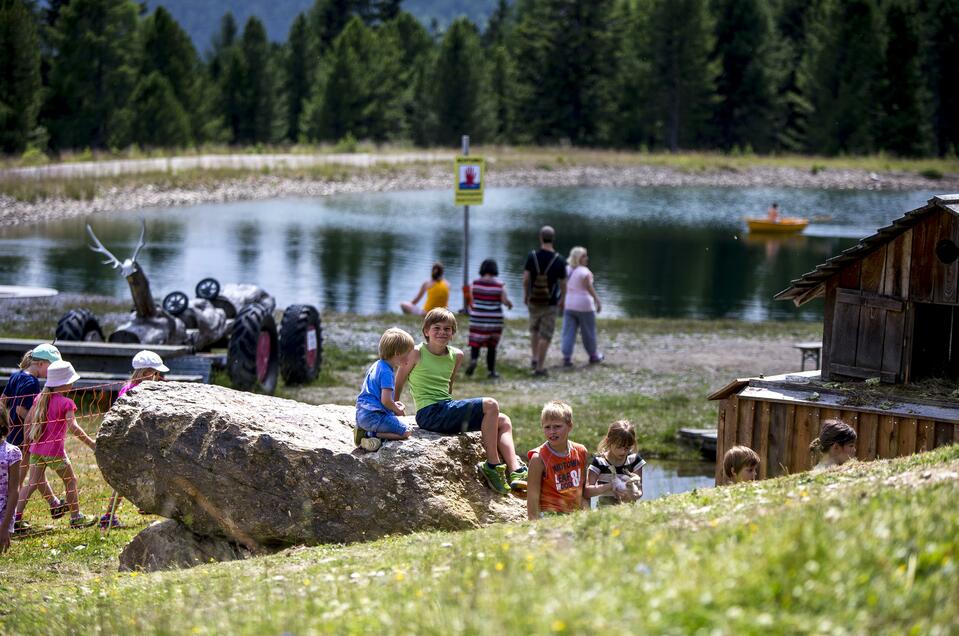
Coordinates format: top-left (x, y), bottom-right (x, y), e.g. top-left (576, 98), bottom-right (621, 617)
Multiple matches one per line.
top-left (131, 219), bottom-right (146, 264)
top-left (86, 224), bottom-right (122, 269)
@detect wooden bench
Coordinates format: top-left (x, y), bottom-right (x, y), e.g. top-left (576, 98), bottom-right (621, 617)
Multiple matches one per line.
top-left (793, 341), bottom-right (823, 371)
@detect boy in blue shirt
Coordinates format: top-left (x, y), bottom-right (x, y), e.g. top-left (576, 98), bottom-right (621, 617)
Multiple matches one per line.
top-left (355, 328), bottom-right (416, 451)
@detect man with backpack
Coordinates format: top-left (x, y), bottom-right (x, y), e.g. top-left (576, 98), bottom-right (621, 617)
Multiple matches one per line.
top-left (523, 225), bottom-right (568, 377)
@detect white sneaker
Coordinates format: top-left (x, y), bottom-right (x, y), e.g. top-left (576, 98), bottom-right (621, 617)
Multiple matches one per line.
top-left (360, 437), bottom-right (382, 452)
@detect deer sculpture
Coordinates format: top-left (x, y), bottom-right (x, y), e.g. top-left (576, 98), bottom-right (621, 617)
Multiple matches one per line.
top-left (87, 220), bottom-right (157, 319)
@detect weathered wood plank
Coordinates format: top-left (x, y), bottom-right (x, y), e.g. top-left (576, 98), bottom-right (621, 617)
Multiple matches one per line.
top-left (791, 406), bottom-right (815, 473)
top-left (830, 291), bottom-right (862, 369)
top-left (768, 403), bottom-right (791, 477)
top-left (860, 246), bottom-right (886, 294)
top-left (910, 215), bottom-right (936, 302)
top-left (756, 402), bottom-right (771, 480)
top-left (882, 233), bottom-right (907, 297)
top-left (859, 412), bottom-right (879, 460)
top-left (898, 417), bottom-right (918, 456)
top-left (838, 261), bottom-right (861, 290)
top-left (738, 399), bottom-right (756, 447)
top-left (902, 303), bottom-right (916, 384)
top-left (877, 416), bottom-right (895, 458)
top-left (935, 210), bottom-right (959, 304)
top-left (881, 302), bottom-right (906, 382)
top-left (934, 422), bottom-right (955, 448)
top-left (917, 420), bottom-right (936, 451)
top-left (836, 289), bottom-right (904, 311)
top-left (724, 397), bottom-right (739, 457)
top-left (855, 304), bottom-right (886, 372)
top-left (821, 280), bottom-right (837, 373)
top-left (899, 228), bottom-right (913, 299)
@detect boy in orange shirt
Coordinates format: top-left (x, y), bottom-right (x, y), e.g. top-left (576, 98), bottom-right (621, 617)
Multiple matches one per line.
top-left (527, 401), bottom-right (614, 519)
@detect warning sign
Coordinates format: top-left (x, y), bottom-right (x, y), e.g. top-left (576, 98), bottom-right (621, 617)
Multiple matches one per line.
top-left (454, 156), bottom-right (485, 205)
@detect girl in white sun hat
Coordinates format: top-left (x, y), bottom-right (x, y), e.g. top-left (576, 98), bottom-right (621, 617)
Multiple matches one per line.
top-left (15, 360), bottom-right (96, 529)
top-left (100, 350), bottom-right (168, 529)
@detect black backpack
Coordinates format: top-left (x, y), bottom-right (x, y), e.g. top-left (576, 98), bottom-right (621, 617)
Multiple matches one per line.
top-left (529, 251), bottom-right (560, 305)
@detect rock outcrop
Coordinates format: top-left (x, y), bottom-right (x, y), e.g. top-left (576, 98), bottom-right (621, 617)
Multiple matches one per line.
top-left (97, 382), bottom-right (524, 554)
top-left (118, 519), bottom-right (262, 572)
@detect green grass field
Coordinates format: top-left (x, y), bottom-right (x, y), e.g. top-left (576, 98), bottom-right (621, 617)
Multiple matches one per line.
top-left (3, 443), bottom-right (956, 634)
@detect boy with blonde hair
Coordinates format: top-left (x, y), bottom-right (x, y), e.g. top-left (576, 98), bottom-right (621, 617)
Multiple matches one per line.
top-left (355, 327), bottom-right (416, 452)
top-left (527, 400), bottom-right (613, 518)
top-left (395, 308), bottom-right (526, 494)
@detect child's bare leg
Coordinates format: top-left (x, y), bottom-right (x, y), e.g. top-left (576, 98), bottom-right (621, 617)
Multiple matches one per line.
top-left (480, 398), bottom-right (502, 464)
top-left (19, 453), bottom-right (57, 505)
top-left (376, 430), bottom-right (412, 441)
top-left (496, 414), bottom-right (521, 472)
top-left (104, 491), bottom-right (122, 517)
top-left (15, 464), bottom-right (45, 516)
top-left (55, 462), bottom-right (80, 516)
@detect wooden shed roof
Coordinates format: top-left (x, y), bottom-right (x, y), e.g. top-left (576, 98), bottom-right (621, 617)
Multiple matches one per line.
top-left (775, 194), bottom-right (959, 306)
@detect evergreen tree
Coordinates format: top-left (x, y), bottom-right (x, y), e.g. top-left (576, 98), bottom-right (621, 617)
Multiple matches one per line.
top-left (209, 12), bottom-right (237, 82)
top-left (880, 0), bottom-right (931, 156)
top-left (128, 72), bottom-right (191, 147)
top-left (303, 17), bottom-right (370, 141)
top-left (770, 0), bottom-right (819, 151)
top-left (140, 6), bottom-right (202, 143)
top-left (710, 0), bottom-right (775, 151)
top-left (801, 0), bottom-right (885, 154)
top-left (237, 16), bottom-right (283, 143)
top-left (0, 0), bottom-right (43, 153)
top-left (218, 45), bottom-right (246, 142)
top-left (608, 0), bottom-right (655, 148)
top-left (483, 0), bottom-right (512, 47)
top-left (378, 12), bottom-right (433, 140)
top-left (45, 0), bottom-right (140, 149)
top-left (284, 13), bottom-right (315, 141)
top-left (375, 0), bottom-right (402, 22)
top-left (488, 44), bottom-right (515, 142)
top-left (923, 0), bottom-right (959, 155)
top-left (432, 18), bottom-right (491, 145)
top-left (513, 0), bottom-right (615, 145)
top-left (309, 0), bottom-right (355, 52)
top-left (647, 0), bottom-right (717, 151)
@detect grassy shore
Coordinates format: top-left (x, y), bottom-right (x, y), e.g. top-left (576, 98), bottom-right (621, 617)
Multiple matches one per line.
top-left (3, 443), bottom-right (957, 634)
top-left (2, 146), bottom-right (956, 203)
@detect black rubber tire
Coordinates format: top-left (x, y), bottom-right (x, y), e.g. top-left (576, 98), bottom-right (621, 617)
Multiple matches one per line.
top-left (279, 304), bottom-right (322, 385)
top-left (55, 308), bottom-right (105, 342)
top-left (162, 291), bottom-right (189, 316)
top-left (227, 303), bottom-right (278, 394)
top-left (196, 277), bottom-right (221, 300)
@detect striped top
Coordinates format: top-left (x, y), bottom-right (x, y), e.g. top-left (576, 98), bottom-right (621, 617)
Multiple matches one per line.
top-left (468, 277), bottom-right (506, 347)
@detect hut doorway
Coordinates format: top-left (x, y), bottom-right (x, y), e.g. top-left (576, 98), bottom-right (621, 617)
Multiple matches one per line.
top-left (910, 303), bottom-right (959, 381)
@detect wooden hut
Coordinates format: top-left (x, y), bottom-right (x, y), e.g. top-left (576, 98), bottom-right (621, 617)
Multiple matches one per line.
top-left (709, 194), bottom-right (959, 482)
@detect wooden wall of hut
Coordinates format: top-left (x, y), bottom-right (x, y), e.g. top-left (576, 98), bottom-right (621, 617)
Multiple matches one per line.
top-left (714, 394), bottom-right (959, 483)
top-left (821, 207), bottom-right (959, 384)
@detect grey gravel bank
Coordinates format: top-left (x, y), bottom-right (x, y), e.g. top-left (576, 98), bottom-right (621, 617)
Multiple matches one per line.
top-left (2, 163), bottom-right (956, 227)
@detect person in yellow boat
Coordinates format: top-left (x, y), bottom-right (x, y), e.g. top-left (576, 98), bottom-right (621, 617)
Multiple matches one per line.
top-left (400, 262), bottom-right (450, 315)
top-left (767, 202), bottom-right (779, 222)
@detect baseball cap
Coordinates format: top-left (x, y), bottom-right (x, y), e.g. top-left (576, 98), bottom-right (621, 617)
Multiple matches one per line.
top-left (30, 343), bottom-right (62, 363)
top-left (132, 350), bottom-right (169, 373)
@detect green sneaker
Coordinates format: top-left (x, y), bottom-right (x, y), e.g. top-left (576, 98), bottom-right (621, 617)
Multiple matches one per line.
top-left (508, 465), bottom-right (529, 491)
top-left (476, 462), bottom-right (510, 495)
top-left (353, 425), bottom-right (365, 447)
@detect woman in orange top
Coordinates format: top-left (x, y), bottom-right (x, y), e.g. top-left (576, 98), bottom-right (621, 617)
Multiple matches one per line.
top-left (527, 400), bottom-right (614, 518)
top-left (401, 262), bottom-right (450, 316)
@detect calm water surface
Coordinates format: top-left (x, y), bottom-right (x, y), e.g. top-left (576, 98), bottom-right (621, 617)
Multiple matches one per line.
top-left (0, 186), bottom-right (934, 320)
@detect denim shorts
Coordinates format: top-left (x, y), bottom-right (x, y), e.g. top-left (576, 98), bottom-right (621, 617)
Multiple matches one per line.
top-left (356, 408), bottom-right (410, 436)
top-left (415, 398), bottom-right (485, 434)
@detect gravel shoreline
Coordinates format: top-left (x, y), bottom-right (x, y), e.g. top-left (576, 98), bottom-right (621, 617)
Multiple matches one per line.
top-left (2, 163), bottom-right (956, 227)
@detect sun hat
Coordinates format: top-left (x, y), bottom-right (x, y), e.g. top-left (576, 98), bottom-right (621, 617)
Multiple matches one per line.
top-left (46, 360), bottom-right (80, 388)
top-left (132, 350), bottom-right (169, 373)
top-left (30, 343), bottom-right (62, 363)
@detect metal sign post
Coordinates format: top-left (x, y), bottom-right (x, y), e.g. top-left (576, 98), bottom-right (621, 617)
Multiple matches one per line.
top-left (462, 134), bottom-right (470, 308)
top-left (454, 135), bottom-right (484, 311)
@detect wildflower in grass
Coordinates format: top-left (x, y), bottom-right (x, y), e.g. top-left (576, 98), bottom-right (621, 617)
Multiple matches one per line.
top-left (551, 619), bottom-right (566, 632)
top-left (394, 571), bottom-right (405, 582)
top-left (495, 562), bottom-right (505, 571)
top-left (611, 528), bottom-right (621, 537)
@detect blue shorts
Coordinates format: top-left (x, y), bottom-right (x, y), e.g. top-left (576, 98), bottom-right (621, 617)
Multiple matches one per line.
top-left (415, 398), bottom-right (485, 434)
top-left (356, 408), bottom-right (410, 436)
top-left (6, 424), bottom-right (24, 447)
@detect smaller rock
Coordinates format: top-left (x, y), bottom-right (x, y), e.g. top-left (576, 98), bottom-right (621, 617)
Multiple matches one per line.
top-left (119, 520), bottom-right (275, 572)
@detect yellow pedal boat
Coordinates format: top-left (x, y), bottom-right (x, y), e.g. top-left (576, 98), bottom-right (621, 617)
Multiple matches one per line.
top-left (745, 217), bottom-right (809, 233)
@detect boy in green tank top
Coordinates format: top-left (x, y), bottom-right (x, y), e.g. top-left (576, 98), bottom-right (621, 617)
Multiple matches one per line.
top-left (395, 308), bottom-right (527, 495)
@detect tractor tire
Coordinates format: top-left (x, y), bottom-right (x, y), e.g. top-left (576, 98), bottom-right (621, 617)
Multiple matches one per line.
top-left (227, 303), bottom-right (278, 394)
top-left (55, 308), bottom-right (105, 342)
top-left (279, 304), bottom-right (322, 385)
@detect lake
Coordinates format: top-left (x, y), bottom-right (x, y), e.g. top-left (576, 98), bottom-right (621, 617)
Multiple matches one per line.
top-left (0, 186), bottom-right (934, 320)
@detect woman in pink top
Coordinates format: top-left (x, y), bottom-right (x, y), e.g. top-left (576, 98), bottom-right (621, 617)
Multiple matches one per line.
top-left (15, 361), bottom-right (96, 529)
top-left (561, 246), bottom-right (603, 366)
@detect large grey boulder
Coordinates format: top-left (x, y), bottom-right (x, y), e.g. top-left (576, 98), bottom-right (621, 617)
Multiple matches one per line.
top-left (119, 519), bottom-right (262, 572)
top-left (97, 382), bottom-right (524, 551)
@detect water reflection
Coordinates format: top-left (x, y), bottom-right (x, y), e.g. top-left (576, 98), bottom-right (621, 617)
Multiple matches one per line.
top-left (0, 187), bottom-right (934, 320)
